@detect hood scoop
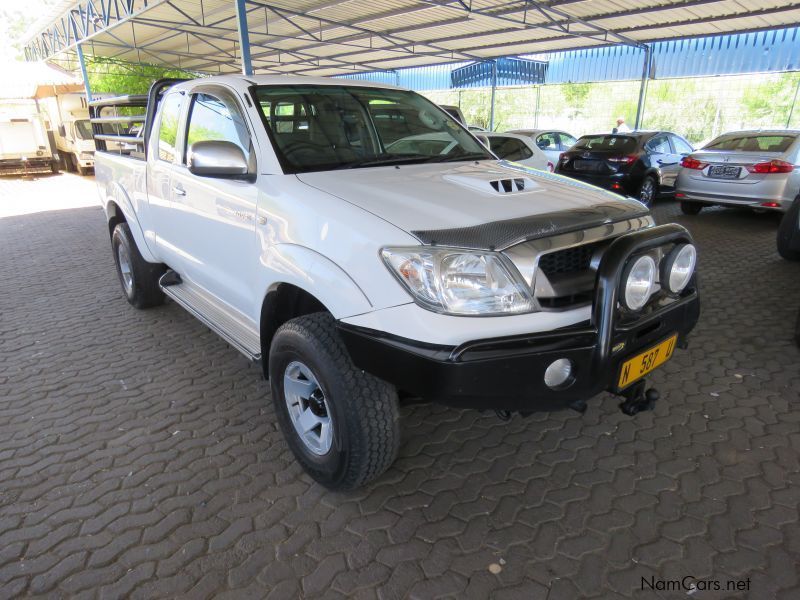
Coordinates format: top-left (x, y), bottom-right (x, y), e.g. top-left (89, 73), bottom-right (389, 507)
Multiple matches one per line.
top-left (443, 170), bottom-right (538, 196)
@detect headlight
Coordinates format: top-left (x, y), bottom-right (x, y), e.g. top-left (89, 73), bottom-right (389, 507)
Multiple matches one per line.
top-left (621, 254), bottom-right (656, 310)
top-left (381, 247), bottom-right (532, 315)
top-left (661, 243), bottom-right (696, 293)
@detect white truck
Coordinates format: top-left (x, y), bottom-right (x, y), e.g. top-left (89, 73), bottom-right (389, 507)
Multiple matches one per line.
top-left (0, 99), bottom-right (60, 176)
top-left (43, 93), bottom-right (101, 175)
top-left (93, 76), bottom-right (701, 489)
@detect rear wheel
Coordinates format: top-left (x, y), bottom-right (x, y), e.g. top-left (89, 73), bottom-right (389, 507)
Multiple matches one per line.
top-left (795, 309), bottom-right (800, 348)
top-left (638, 176), bottom-right (657, 207)
top-left (681, 202), bottom-right (703, 215)
top-left (269, 312), bottom-right (400, 490)
top-left (111, 222), bottom-right (166, 308)
top-left (777, 198), bottom-right (800, 261)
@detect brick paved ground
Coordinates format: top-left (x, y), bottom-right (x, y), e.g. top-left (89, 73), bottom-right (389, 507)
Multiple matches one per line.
top-left (1, 173), bottom-right (799, 599)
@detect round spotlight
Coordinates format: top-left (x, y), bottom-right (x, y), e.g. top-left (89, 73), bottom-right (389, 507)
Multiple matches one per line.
top-left (661, 244), bottom-right (696, 293)
top-left (544, 358), bottom-right (573, 389)
top-left (621, 255), bottom-right (656, 310)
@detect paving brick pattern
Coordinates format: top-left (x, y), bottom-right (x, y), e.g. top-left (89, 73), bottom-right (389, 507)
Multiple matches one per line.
top-left (1, 176), bottom-right (799, 599)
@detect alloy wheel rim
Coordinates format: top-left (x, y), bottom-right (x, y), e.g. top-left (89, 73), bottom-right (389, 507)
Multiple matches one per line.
top-left (283, 360), bottom-right (333, 455)
top-left (640, 180), bottom-right (654, 204)
top-left (117, 244), bottom-right (134, 295)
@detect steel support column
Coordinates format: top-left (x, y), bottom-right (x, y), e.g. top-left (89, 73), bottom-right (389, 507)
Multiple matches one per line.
top-left (634, 45), bottom-right (652, 130)
top-left (489, 60), bottom-right (497, 131)
top-left (787, 75), bottom-right (800, 128)
top-left (73, 35), bottom-right (92, 102)
top-left (235, 0), bottom-right (254, 76)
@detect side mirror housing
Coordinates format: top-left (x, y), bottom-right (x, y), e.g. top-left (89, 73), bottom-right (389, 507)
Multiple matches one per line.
top-left (187, 140), bottom-right (250, 179)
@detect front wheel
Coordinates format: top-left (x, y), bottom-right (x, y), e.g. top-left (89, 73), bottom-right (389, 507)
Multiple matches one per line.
top-left (638, 176), bottom-right (657, 207)
top-left (269, 312), bottom-right (400, 490)
top-left (681, 201), bottom-right (703, 215)
top-left (111, 222), bottom-right (166, 309)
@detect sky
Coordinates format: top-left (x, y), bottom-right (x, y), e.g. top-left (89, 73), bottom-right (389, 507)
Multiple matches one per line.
top-left (0, 0), bottom-right (59, 61)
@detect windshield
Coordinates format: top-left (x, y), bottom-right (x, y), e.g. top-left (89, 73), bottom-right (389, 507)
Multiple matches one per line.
top-left (74, 119), bottom-right (93, 140)
top-left (704, 134), bottom-right (796, 153)
top-left (253, 85), bottom-right (492, 173)
top-left (573, 135), bottom-right (637, 153)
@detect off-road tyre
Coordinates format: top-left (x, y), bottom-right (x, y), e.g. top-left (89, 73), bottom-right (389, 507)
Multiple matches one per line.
top-left (269, 312), bottom-right (400, 490)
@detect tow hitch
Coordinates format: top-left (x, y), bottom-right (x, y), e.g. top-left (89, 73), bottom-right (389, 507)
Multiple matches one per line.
top-left (618, 380), bottom-right (660, 416)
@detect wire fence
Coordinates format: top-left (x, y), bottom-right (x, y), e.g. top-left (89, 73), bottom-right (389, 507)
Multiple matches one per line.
top-left (422, 72), bottom-right (800, 144)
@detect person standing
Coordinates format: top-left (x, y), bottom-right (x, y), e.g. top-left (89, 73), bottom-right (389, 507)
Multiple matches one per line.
top-left (612, 117), bottom-right (631, 133)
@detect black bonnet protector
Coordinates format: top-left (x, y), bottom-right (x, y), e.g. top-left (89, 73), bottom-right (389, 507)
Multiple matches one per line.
top-left (411, 200), bottom-right (649, 251)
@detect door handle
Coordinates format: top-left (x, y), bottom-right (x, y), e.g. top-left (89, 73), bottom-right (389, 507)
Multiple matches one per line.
top-left (172, 185), bottom-right (186, 197)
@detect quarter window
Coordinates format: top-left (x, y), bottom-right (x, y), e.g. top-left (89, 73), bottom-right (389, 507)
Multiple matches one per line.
top-left (558, 133), bottom-right (577, 150)
top-left (535, 133), bottom-right (558, 151)
top-left (185, 92), bottom-right (251, 163)
top-left (489, 137), bottom-right (533, 161)
top-left (646, 135), bottom-right (671, 154)
top-left (671, 135), bottom-right (693, 154)
top-left (157, 92), bottom-right (183, 162)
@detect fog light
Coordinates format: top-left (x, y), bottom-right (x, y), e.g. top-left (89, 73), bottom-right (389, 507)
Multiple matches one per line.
top-left (544, 358), bottom-right (573, 389)
top-left (621, 255), bottom-right (656, 310)
top-left (661, 243), bottom-right (696, 293)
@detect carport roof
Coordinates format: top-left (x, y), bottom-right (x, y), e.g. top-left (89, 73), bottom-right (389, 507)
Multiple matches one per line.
top-left (23, 0), bottom-right (800, 77)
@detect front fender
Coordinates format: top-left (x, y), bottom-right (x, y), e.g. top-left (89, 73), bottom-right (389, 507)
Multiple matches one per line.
top-left (259, 243), bottom-right (373, 319)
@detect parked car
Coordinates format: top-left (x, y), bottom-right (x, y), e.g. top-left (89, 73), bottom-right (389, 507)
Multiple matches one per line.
top-left (777, 193), bottom-right (800, 260)
top-left (555, 131), bottom-right (694, 206)
top-left (676, 130), bottom-right (800, 215)
top-left (507, 129), bottom-right (578, 165)
top-left (776, 197), bottom-right (800, 346)
top-left (476, 132), bottom-right (551, 170)
top-left (93, 76), bottom-right (700, 489)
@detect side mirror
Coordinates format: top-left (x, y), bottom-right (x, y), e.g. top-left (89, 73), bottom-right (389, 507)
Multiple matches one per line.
top-left (187, 140), bottom-right (250, 179)
top-left (58, 125), bottom-right (66, 137)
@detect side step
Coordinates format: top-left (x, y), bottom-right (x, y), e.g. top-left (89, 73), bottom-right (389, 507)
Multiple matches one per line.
top-left (160, 272), bottom-right (261, 361)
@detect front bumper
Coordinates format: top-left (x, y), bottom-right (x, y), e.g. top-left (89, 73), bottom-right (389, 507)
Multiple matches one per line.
top-left (338, 224), bottom-right (700, 412)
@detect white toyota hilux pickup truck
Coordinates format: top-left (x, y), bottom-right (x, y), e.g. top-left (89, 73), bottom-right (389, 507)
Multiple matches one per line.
top-left (92, 76), bottom-right (700, 489)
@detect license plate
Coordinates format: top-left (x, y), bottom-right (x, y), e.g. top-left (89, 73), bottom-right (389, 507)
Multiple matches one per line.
top-left (574, 159), bottom-right (604, 172)
top-left (617, 334), bottom-right (678, 389)
top-left (708, 165), bottom-right (741, 179)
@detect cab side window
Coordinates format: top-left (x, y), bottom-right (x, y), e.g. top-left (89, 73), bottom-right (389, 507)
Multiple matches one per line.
top-left (157, 93), bottom-right (183, 163)
top-left (185, 92), bottom-right (251, 163)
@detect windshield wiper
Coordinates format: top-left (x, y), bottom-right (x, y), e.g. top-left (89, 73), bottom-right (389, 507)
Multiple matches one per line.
top-left (425, 152), bottom-right (491, 163)
top-left (333, 154), bottom-right (434, 169)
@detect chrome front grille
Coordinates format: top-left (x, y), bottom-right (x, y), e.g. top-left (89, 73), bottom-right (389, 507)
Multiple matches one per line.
top-left (503, 216), bottom-right (655, 311)
top-left (538, 242), bottom-right (600, 277)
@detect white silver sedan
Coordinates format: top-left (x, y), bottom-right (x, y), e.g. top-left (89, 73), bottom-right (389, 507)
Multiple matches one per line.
top-left (676, 130), bottom-right (800, 214)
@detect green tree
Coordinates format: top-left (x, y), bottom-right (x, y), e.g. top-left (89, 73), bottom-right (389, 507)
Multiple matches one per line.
top-left (88, 57), bottom-right (197, 96)
top-left (741, 73), bottom-right (800, 128)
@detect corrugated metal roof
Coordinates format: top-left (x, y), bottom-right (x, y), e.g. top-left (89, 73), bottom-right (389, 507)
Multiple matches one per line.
top-left (23, 0), bottom-right (800, 78)
top-left (337, 26), bottom-right (800, 90)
